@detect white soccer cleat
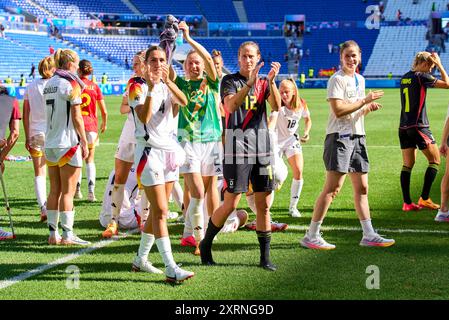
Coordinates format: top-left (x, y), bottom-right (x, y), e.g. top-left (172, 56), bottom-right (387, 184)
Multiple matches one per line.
top-left (61, 234), bottom-right (91, 246)
top-left (0, 228), bottom-right (14, 241)
top-left (48, 233), bottom-right (62, 245)
top-left (87, 192), bottom-right (97, 202)
top-left (435, 210), bottom-right (449, 222)
top-left (131, 256), bottom-right (163, 274)
top-left (289, 208), bottom-right (302, 218)
top-left (300, 232), bottom-right (336, 250)
top-left (360, 234), bottom-right (395, 247)
top-left (74, 189), bottom-right (83, 199)
top-left (165, 265), bottom-right (195, 283)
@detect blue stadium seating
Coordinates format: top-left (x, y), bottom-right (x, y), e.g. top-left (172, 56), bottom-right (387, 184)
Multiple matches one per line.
top-left (130, 0), bottom-right (201, 16)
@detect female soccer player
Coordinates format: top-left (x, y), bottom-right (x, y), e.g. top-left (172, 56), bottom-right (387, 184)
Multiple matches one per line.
top-left (23, 56), bottom-right (55, 222)
top-left (172, 22), bottom-right (222, 255)
top-left (200, 41), bottom-right (281, 271)
top-left (399, 52), bottom-right (449, 212)
top-left (130, 46), bottom-right (194, 283)
top-left (300, 40), bottom-right (395, 250)
top-left (275, 79), bottom-right (311, 217)
top-left (75, 59), bottom-right (108, 202)
top-left (44, 49), bottom-right (89, 245)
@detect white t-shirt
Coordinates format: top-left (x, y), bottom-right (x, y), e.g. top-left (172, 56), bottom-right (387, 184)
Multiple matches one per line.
top-left (276, 104), bottom-right (310, 146)
top-left (44, 75), bottom-right (82, 148)
top-left (326, 70), bottom-right (366, 135)
top-left (128, 80), bottom-right (178, 151)
top-left (24, 78), bottom-right (49, 136)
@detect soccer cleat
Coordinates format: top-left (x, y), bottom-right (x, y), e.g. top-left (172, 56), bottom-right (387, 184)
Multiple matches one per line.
top-left (245, 220), bottom-right (257, 231)
top-left (0, 228), bottom-right (14, 241)
top-left (87, 192), bottom-right (97, 202)
top-left (271, 221), bottom-right (288, 232)
top-left (402, 202), bottom-right (421, 212)
top-left (180, 235), bottom-right (196, 247)
top-left (48, 233), bottom-right (62, 245)
top-left (102, 221), bottom-right (118, 238)
top-left (360, 234), bottom-right (395, 247)
top-left (165, 265), bottom-right (195, 283)
top-left (259, 261), bottom-right (277, 272)
top-left (418, 197), bottom-right (440, 210)
top-left (300, 233), bottom-right (336, 250)
top-left (131, 256), bottom-right (163, 274)
top-left (39, 205), bottom-right (47, 222)
top-left (435, 210), bottom-right (449, 222)
top-left (167, 211), bottom-right (179, 220)
top-left (74, 188), bottom-right (83, 199)
top-left (61, 234), bottom-right (91, 246)
top-left (289, 208), bottom-right (302, 218)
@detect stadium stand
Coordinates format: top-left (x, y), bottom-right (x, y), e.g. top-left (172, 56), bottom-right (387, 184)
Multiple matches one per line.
top-left (364, 26), bottom-right (428, 76)
top-left (382, 0), bottom-right (447, 21)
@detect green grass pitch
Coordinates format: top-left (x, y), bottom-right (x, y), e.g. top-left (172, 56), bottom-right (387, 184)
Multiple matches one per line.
top-left (1, 88), bottom-right (449, 300)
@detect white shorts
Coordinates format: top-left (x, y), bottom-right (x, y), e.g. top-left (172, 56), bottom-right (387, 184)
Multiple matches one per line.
top-left (86, 131), bottom-right (99, 148)
top-left (180, 141), bottom-right (223, 176)
top-left (279, 135), bottom-right (302, 159)
top-left (45, 146), bottom-right (83, 168)
top-left (115, 141), bottom-right (135, 163)
top-left (134, 144), bottom-right (180, 187)
top-left (29, 133), bottom-right (45, 158)
top-left (99, 208), bottom-right (139, 230)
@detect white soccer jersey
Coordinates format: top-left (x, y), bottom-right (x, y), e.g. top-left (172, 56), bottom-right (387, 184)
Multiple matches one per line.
top-left (128, 80), bottom-right (178, 152)
top-left (118, 86), bottom-right (136, 144)
top-left (326, 69), bottom-right (366, 136)
top-left (276, 103), bottom-right (310, 146)
top-left (44, 75), bottom-right (82, 148)
top-left (24, 78), bottom-right (49, 136)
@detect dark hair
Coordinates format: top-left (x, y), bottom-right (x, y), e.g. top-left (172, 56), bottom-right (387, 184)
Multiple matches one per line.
top-left (145, 46), bottom-right (166, 62)
top-left (339, 40), bottom-right (361, 56)
top-left (79, 59), bottom-right (93, 76)
top-left (238, 41), bottom-right (261, 56)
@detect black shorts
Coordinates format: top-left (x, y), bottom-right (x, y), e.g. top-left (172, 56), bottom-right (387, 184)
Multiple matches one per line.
top-left (399, 127), bottom-right (435, 150)
top-left (223, 157), bottom-right (274, 194)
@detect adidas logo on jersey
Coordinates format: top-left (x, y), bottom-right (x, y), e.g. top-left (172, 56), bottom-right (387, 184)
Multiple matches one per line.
top-left (215, 167), bottom-right (222, 174)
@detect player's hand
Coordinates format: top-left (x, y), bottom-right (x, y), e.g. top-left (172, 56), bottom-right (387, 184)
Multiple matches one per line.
top-left (365, 90), bottom-right (384, 103)
top-left (368, 102), bottom-right (382, 112)
top-left (80, 142), bottom-right (88, 160)
top-left (143, 65), bottom-right (155, 91)
top-left (179, 21), bottom-right (190, 40)
top-left (429, 52), bottom-right (442, 67)
top-left (300, 133), bottom-right (310, 143)
top-left (161, 64), bottom-right (170, 83)
top-left (440, 143), bottom-right (448, 157)
top-left (0, 139), bottom-right (7, 149)
top-left (247, 62), bottom-right (264, 87)
top-left (100, 121), bottom-right (107, 133)
top-left (267, 62), bottom-right (281, 83)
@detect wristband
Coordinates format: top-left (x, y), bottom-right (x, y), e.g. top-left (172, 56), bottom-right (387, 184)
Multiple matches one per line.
top-left (147, 91), bottom-right (155, 98)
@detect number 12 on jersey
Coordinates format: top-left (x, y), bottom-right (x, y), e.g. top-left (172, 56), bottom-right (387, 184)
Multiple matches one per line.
top-left (402, 87), bottom-right (410, 112)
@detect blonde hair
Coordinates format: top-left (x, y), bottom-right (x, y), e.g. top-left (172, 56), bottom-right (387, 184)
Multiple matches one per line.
top-left (183, 50), bottom-right (204, 79)
top-left (340, 40), bottom-right (362, 67)
top-left (412, 51), bottom-right (432, 71)
top-left (54, 48), bottom-right (78, 70)
top-left (238, 41), bottom-right (260, 56)
top-left (280, 79), bottom-right (302, 111)
top-left (38, 56), bottom-right (55, 79)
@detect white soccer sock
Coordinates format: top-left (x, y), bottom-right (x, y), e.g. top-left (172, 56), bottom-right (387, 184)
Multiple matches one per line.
top-left (60, 211), bottom-right (75, 239)
top-left (188, 197), bottom-right (205, 243)
top-left (139, 189), bottom-right (150, 222)
top-left (34, 175), bottom-right (46, 208)
top-left (308, 220), bottom-right (322, 237)
top-left (183, 210), bottom-right (193, 238)
top-left (155, 236), bottom-right (177, 269)
top-left (138, 232), bottom-right (155, 261)
top-left (171, 181), bottom-right (184, 211)
top-left (111, 184), bottom-right (125, 222)
top-left (360, 219), bottom-right (376, 237)
top-left (290, 179), bottom-right (304, 210)
top-left (86, 162), bottom-right (96, 193)
top-left (246, 193), bottom-right (257, 215)
top-left (47, 210), bottom-right (59, 236)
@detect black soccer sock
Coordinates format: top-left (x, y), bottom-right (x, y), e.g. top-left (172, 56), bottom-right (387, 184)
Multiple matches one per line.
top-left (421, 163), bottom-right (439, 200)
top-left (400, 166), bottom-right (412, 204)
top-left (256, 231), bottom-right (272, 265)
top-left (200, 219), bottom-right (222, 264)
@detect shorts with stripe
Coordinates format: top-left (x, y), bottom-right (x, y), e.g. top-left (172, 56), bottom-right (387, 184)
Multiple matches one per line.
top-left (45, 146), bottom-right (82, 168)
top-left (399, 127), bottom-right (435, 150)
top-left (179, 141), bottom-right (223, 176)
top-left (278, 134), bottom-right (302, 159)
top-left (86, 131), bottom-right (99, 149)
top-left (323, 133), bottom-right (369, 173)
top-left (134, 144), bottom-right (179, 187)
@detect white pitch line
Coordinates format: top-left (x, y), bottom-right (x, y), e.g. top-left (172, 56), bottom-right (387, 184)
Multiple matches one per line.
top-left (0, 229), bottom-right (139, 291)
top-left (287, 225), bottom-right (449, 234)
